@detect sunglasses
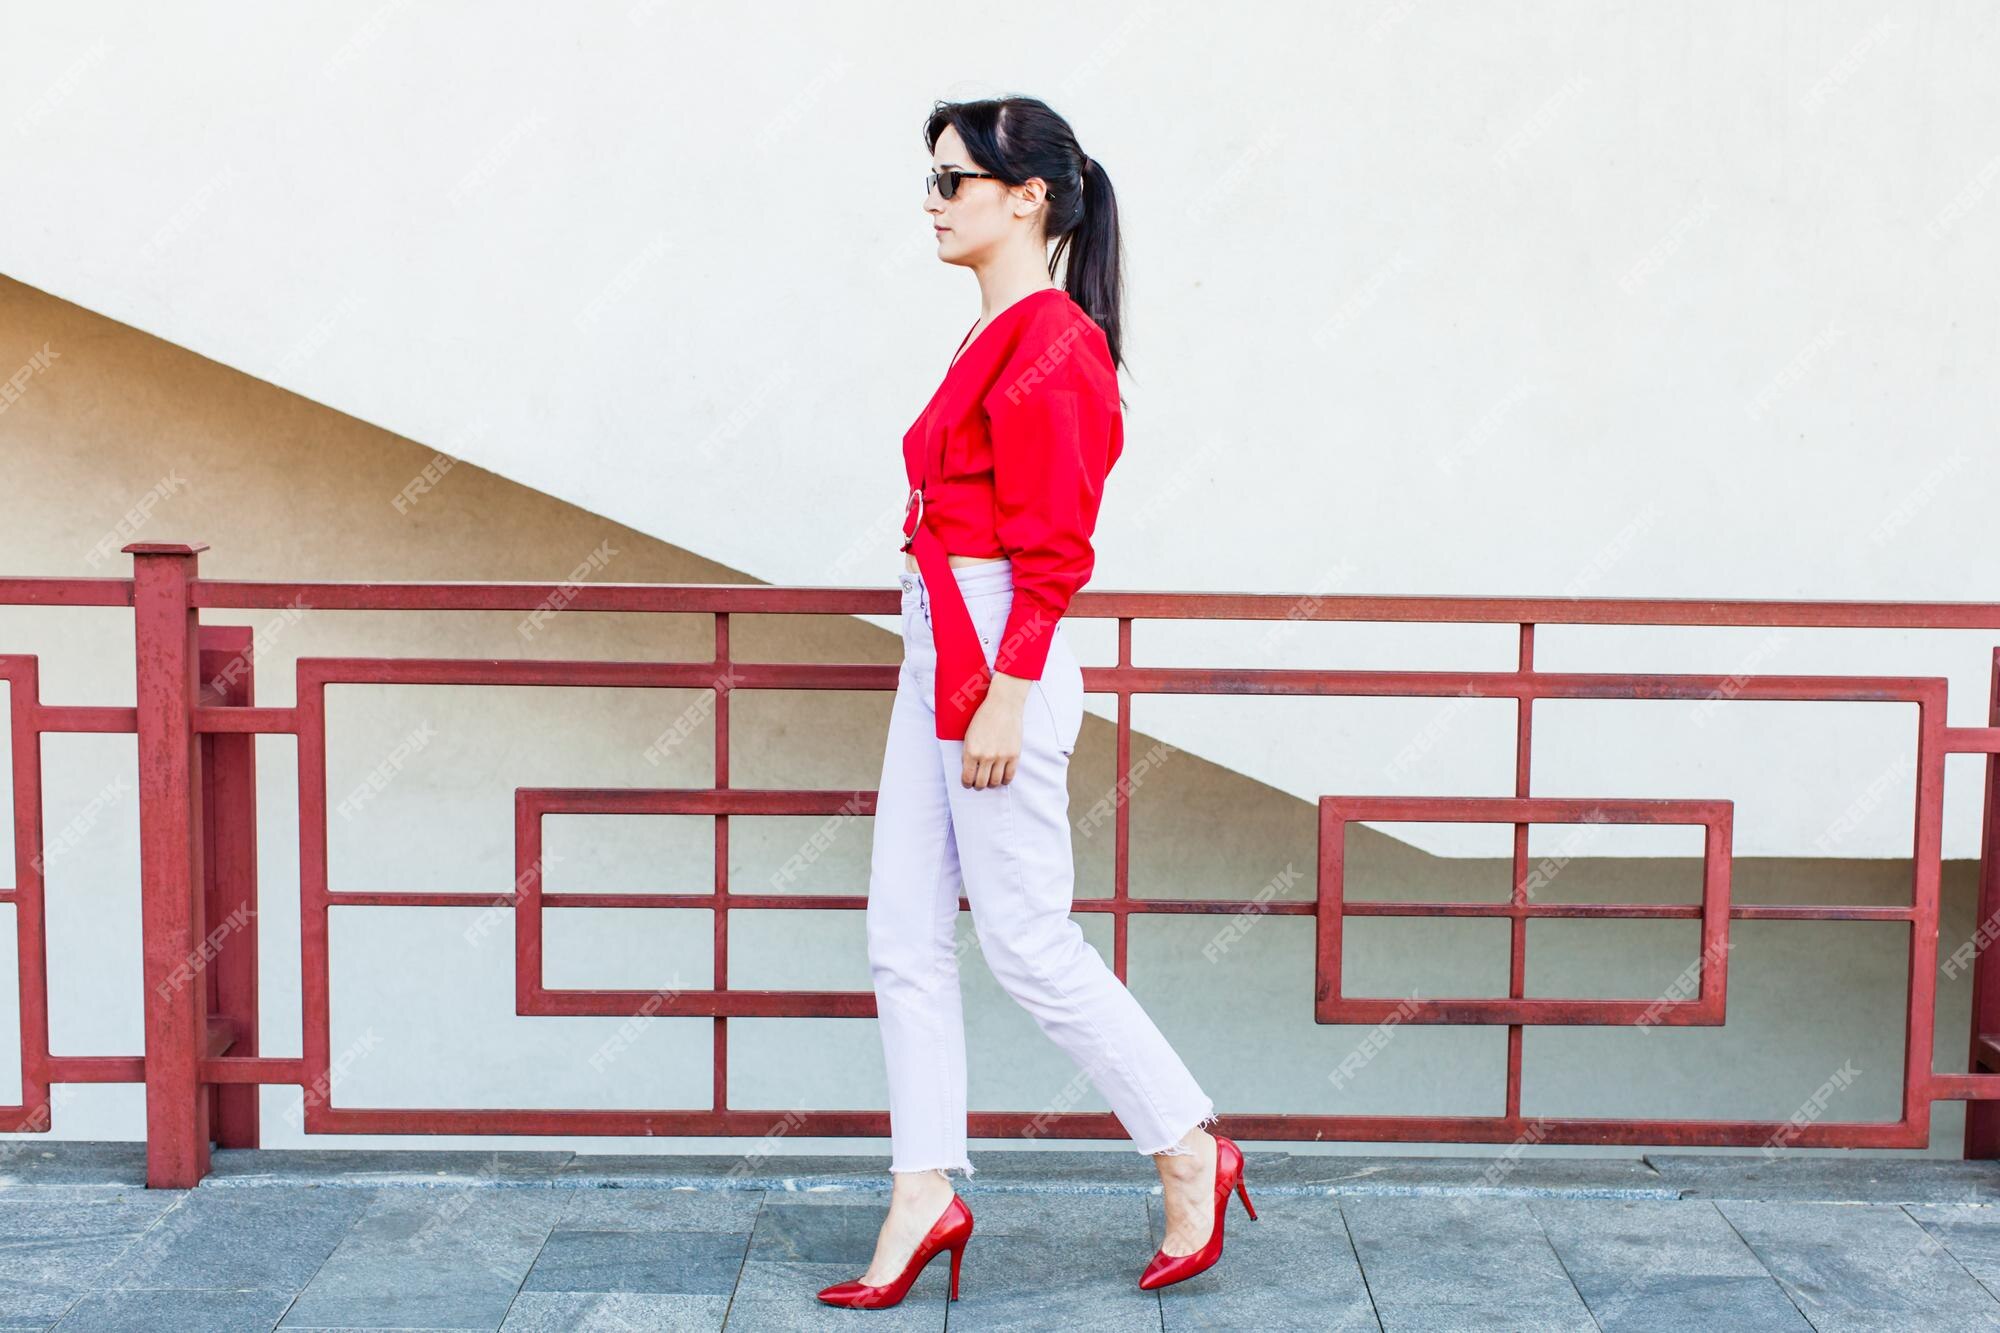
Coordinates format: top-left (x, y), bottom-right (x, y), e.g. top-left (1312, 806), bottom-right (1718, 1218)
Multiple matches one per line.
top-left (926, 168), bottom-right (999, 200)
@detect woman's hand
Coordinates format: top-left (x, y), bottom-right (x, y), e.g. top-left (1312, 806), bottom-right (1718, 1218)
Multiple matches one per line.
top-left (961, 672), bottom-right (1032, 788)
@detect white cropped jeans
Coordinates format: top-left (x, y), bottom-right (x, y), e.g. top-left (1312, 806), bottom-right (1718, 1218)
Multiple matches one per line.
top-left (866, 557), bottom-right (1217, 1179)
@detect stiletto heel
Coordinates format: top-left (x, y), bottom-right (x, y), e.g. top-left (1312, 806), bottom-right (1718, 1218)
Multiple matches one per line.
top-left (1138, 1132), bottom-right (1251, 1291)
top-left (817, 1193), bottom-right (973, 1309)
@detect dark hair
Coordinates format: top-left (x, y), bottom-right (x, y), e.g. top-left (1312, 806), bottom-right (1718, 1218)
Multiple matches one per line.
top-left (924, 96), bottom-right (1126, 379)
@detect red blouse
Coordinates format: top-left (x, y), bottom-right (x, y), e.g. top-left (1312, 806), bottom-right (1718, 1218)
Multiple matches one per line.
top-left (900, 287), bottom-right (1123, 696)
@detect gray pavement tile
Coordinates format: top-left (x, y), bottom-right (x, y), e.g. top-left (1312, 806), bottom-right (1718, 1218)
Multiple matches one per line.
top-left (554, 1188), bottom-right (763, 1233)
top-left (1529, 1197), bottom-right (1809, 1329)
top-left (556, 1154), bottom-right (901, 1192)
top-left (1256, 1152), bottom-right (1676, 1200)
top-left (206, 1148), bottom-right (574, 1191)
top-left (939, 1191), bottom-right (1158, 1327)
top-left (724, 1294), bottom-right (935, 1331)
top-left (0, 1143), bottom-right (149, 1188)
top-left (279, 1272), bottom-right (517, 1330)
top-left (280, 1281), bottom-right (515, 1331)
top-left (51, 1285), bottom-right (295, 1332)
top-left (556, 1149), bottom-right (1181, 1196)
top-left (1366, 1311), bottom-right (1586, 1333)
top-left (947, 1190), bottom-right (1150, 1239)
top-left (276, 1188), bottom-right (570, 1330)
top-left (940, 1150), bottom-right (1185, 1194)
top-left (542, 1148), bottom-right (1675, 1200)
top-left (1373, 1301), bottom-right (1591, 1333)
top-left (0, 1197), bottom-right (187, 1324)
top-left (0, 1186), bottom-right (168, 1206)
top-left (1152, 1194), bottom-right (1376, 1331)
top-left (1718, 1198), bottom-right (2000, 1328)
top-left (1588, 1274), bottom-right (1811, 1333)
top-left (0, 1196), bottom-right (183, 1253)
top-left (1340, 1195), bottom-right (1596, 1332)
top-left (1906, 1202), bottom-right (2000, 1293)
top-left (926, 1229), bottom-right (1158, 1330)
top-left (749, 1198), bottom-right (899, 1265)
top-left (738, 1194), bottom-right (1025, 1322)
top-left (520, 1229), bottom-right (747, 1295)
top-left (731, 1187), bottom-right (891, 1209)
top-left (1647, 1152), bottom-right (2000, 1203)
top-left (100, 1186), bottom-right (376, 1292)
top-left (729, 1258), bottom-right (946, 1328)
top-left (497, 1290), bottom-right (730, 1331)
top-left (0, 1279), bottom-right (78, 1329)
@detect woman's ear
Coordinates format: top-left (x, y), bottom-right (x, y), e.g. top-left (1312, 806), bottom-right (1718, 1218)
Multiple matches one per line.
top-left (1012, 177), bottom-right (1048, 218)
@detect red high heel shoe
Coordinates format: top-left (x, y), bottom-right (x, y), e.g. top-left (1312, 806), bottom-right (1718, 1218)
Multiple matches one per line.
top-left (1138, 1132), bottom-right (1256, 1290)
top-left (817, 1193), bottom-right (974, 1309)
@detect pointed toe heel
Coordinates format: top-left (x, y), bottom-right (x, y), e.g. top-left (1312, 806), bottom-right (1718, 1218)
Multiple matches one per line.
top-left (816, 1194), bottom-right (973, 1310)
top-left (1137, 1133), bottom-right (1252, 1291)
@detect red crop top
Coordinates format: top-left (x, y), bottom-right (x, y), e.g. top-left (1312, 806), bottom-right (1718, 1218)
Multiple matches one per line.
top-left (900, 287), bottom-right (1123, 698)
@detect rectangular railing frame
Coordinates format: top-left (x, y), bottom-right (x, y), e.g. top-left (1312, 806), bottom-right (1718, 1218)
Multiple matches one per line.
top-left (2, 541), bottom-right (1999, 1185)
top-left (1315, 793), bottom-right (1738, 1028)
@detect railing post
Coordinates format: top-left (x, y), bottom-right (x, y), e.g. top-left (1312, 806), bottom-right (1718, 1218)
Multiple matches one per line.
top-left (198, 623), bottom-right (260, 1150)
top-left (1968, 649), bottom-right (2000, 1158)
top-left (126, 541), bottom-right (211, 1187)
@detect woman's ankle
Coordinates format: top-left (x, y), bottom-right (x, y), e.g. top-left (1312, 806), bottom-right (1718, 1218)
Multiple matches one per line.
top-left (889, 1166), bottom-right (955, 1201)
top-left (1152, 1127), bottom-right (1215, 1176)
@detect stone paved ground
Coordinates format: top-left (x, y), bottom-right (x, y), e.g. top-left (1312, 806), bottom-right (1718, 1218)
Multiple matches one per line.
top-left (2, 1144), bottom-right (2000, 1329)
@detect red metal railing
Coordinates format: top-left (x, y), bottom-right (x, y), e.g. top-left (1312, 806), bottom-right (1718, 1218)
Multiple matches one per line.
top-left (4, 541), bottom-right (2000, 1186)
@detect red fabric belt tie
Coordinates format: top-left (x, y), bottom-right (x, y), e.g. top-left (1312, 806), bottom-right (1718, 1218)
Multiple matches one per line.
top-left (901, 486), bottom-right (990, 740)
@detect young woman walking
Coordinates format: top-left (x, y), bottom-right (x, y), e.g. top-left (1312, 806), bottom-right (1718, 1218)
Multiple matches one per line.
top-left (816, 95), bottom-right (1254, 1310)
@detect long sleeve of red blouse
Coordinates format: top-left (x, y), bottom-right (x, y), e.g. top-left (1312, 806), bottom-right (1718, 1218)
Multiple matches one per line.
top-left (979, 306), bottom-right (1124, 680)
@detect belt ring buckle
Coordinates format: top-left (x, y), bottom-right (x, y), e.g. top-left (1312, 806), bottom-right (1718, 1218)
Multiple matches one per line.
top-left (900, 487), bottom-right (924, 552)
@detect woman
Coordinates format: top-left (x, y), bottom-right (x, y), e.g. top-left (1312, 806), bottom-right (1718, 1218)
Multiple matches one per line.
top-left (816, 96), bottom-right (1254, 1310)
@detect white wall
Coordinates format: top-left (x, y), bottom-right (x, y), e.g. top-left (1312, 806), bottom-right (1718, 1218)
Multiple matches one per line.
top-left (3, 1), bottom-right (1995, 860)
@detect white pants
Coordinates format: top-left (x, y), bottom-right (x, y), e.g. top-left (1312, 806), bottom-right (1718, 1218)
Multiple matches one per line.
top-left (866, 557), bottom-right (1217, 1179)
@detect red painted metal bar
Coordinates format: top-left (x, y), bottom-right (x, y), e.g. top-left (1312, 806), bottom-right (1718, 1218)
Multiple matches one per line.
top-left (0, 656), bottom-right (53, 1131)
top-left (188, 578), bottom-right (2000, 630)
top-left (1112, 614), bottom-right (1134, 980)
top-left (33, 705), bottom-right (137, 733)
top-left (197, 625), bottom-right (260, 1150)
top-left (127, 543), bottom-right (212, 1186)
top-left (1935, 1074), bottom-right (2000, 1101)
top-left (194, 706), bottom-right (296, 734)
top-left (1966, 651), bottom-right (2000, 1156)
top-left (0, 576), bottom-right (133, 607)
top-left (712, 611), bottom-right (730, 1117)
top-left (1507, 623), bottom-right (1535, 1123)
top-left (239, 893), bottom-right (1930, 923)
top-left (1909, 681), bottom-right (1950, 1139)
top-left (295, 660), bottom-right (333, 1141)
top-left (47, 1056), bottom-right (144, 1083)
top-left (201, 1056), bottom-right (307, 1085)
